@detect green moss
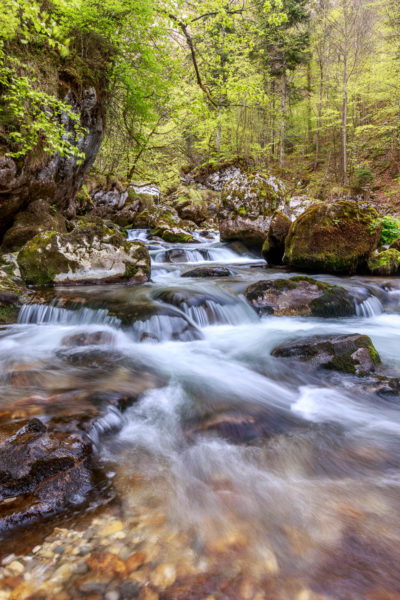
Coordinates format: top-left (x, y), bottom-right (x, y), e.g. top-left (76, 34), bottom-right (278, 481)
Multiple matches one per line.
top-left (284, 201), bottom-right (382, 274)
top-left (368, 249), bottom-right (400, 275)
top-left (0, 303), bottom-right (19, 324)
top-left (325, 353), bottom-right (356, 374)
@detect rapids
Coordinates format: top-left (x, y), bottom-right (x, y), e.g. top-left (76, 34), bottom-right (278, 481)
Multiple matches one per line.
top-left (1, 230), bottom-right (400, 599)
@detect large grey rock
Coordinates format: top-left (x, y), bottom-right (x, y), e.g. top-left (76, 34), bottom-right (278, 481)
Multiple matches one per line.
top-left (218, 172), bottom-right (287, 248)
top-left (17, 222), bottom-right (150, 286)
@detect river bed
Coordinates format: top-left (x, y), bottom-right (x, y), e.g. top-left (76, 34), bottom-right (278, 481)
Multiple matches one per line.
top-left (0, 231), bottom-right (399, 599)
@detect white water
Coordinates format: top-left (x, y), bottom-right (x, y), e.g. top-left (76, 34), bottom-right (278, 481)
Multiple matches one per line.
top-left (2, 229), bottom-right (400, 595)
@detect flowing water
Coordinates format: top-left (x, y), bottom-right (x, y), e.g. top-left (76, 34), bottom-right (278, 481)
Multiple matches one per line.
top-left (1, 231), bottom-right (400, 599)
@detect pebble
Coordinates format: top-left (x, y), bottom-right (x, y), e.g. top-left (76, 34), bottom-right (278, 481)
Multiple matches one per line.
top-left (101, 520), bottom-right (124, 537)
top-left (120, 580), bottom-right (140, 599)
top-left (7, 561), bottom-right (24, 576)
top-left (105, 592), bottom-right (120, 600)
top-left (125, 552), bottom-right (146, 573)
top-left (150, 564), bottom-right (176, 588)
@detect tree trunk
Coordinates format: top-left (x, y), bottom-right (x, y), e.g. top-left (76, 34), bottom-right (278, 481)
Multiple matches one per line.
top-left (280, 71), bottom-right (287, 169)
top-left (314, 61), bottom-right (324, 169)
top-left (342, 56), bottom-right (348, 184)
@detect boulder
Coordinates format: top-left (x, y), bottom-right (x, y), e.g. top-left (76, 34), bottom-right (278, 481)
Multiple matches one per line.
top-left (287, 195), bottom-right (316, 220)
top-left (89, 185), bottom-right (155, 228)
top-left (368, 249), bottom-right (400, 275)
top-left (389, 238), bottom-right (400, 251)
top-left (17, 222), bottom-right (150, 286)
top-left (218, 172), bottom-right (287, 248)
top-left (0, 417), bottom-right (95, 534)
top-left (262, 211), bottom-right (291, 264)
top-left (182, 266), bottom-right (233, 278)
top-left (244, 276), bottom-right (355, 317)
top-left (151, 224), bottom-right (193, 243)
top-left (1, 199), bottom-right (67, 252)
top-left (271, 333), bottom-right (381, 376)
top-left (170, 186), bottom-right (208, 225)
top-left (284, 200), bottom-right (382, 274)
top-left (0, 86), bottom-right (104, 240)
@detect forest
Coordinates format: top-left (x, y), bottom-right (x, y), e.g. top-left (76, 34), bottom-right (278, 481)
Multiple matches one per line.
top-left (2, 0), bottom-right (400, 203)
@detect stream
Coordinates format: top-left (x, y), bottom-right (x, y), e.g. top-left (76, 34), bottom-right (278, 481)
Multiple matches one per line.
top-left (0, 230), bottom-right (400, 599)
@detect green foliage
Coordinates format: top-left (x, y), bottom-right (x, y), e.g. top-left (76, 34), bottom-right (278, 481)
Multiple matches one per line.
top-left (0, 0), bottom-right (86, 160)
top-left (380, 216), bottom-right (400, 246)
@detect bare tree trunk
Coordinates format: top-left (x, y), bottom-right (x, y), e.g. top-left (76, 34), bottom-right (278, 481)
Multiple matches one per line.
top-left (342, 55), bottom-right (348, 184)
top-left (307, 61), bottom-right (312, 149)
top-left (271, 79), bottom-right (276, 160)
top-left (314, 61), bottom-right (324, 169)
top-left (280, 71), bottom-right (287, 169)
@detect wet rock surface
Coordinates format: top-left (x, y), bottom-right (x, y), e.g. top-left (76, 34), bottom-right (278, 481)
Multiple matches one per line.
top-left (0, 416), bottom-right (95, 535)
top-left (181, 266), bottom-right (233, 278)
top-left (244, 276), bottom-right (356, 317)
top-left (272, 333), bottom-right (381, 375)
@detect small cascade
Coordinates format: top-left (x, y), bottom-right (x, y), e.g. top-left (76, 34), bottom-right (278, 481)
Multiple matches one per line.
top-left (130, 314), bottom-right (202, 343)
top-left (153, 248), bottom-right (210, 264)
top-left (127, 229), bottom-right (150, 241)
top-left (355, 295), bottom-right (383, 318)
top-left (17, 303), bottom-right (121, 327)
top-left (179, 299), bottom-right (257, 327)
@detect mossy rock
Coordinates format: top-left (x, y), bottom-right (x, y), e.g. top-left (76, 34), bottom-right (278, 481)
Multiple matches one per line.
top-left (17, 223), bottom-right (151, 287)
top-left (171, 186), bottom-right (208, 225)
top-left (272, 333), bottom-right (381, 376)
top-left (262, 211), bottom-right (291, 265)
top-left (218, 172), bottom-right (287, 248)
top-left (284, 200), bottom-right (382, 274)
top-left (0, 270), bottom-right (27, 324)
top-left (244, 276), bottom-right (355, 317)
top-left (1, 199), bottom-right (67, 252)
top-left (368, 249), bottom-right (400, 275)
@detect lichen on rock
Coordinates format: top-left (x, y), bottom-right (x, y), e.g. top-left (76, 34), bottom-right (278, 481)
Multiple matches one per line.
top-left (218, 172), bottom-right (287, 248)
top-left (17, 222), bottom-right (151, 286)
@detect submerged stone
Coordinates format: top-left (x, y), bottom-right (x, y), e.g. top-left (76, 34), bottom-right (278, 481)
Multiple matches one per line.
top-left (181, 266), bottom-right (233, 278)
top-left (244, 276), bottom-right (355, 317)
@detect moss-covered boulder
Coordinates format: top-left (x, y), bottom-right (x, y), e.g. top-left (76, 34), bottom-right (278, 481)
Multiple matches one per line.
top-left (389, 237), bottom-right (400, 251)
top-left (262, 211), bottom-right (291, 265)
top-left (218, 172), bottom-right (287, 248)
top-left (284, 200), bottom-right (382, 274)
top-left (244, 276), bottom-right (355, 317)
top-left (0, 270), bottom-right (28, 323)
top-left (17, 222), bottom-right (151, 286)
top-left (368, 249), bottom-right (400, 275)
top-left (1, 199), bottom-right (67, 252)
top-left (151, 223), bottom-right (193, 243)
top-left (170, 186), bottom-right (208, 225)
top-left (272, 334), bottom-right (381, 376)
